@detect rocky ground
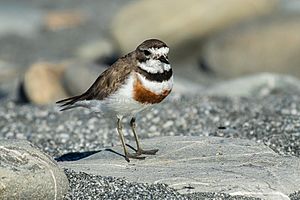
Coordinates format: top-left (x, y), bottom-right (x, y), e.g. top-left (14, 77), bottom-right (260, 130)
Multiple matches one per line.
top-left (64, 169), bottom-right (260, 200)
top-left (0, 92), bottom-right (299, 199)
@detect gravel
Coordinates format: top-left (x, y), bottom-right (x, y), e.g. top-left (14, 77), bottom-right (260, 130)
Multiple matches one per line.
top-left (64, 169), bottom-right (259, 200)
top-left (0, 93), bottom-right (300, 199)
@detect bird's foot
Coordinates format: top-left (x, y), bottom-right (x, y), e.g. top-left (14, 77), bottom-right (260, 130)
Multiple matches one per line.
top-left (137, 148), bottom-right (159, 155)
top-left (125, 153), bottom-right (146, 162)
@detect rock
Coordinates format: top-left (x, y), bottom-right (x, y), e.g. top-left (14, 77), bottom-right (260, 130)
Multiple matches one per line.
top-left (0, 60), bottom-right (21, 99)
top-left (111, 0), bottom-right (278, 55)
top-left (44, 10), bottom-right (87, 31)
top-left (23, 62), bottom-right (68, 104)
top-left (62, 61), bottom-right (107, 95)
top-left (60, 136), bottom-right (300, 200)
top-left (281, 0), bottom-right (300, 12)
top-left (76, 39), bottom-right (115, 62)
top-left (0, 139), bottom-right (68, 200)
top-left (205, 73), bottom-right (300, 97)
top-left (202, 13), bottom-right (300, 79)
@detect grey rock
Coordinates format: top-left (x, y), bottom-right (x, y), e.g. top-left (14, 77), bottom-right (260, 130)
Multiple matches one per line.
top-left (0, 60), bottom-right (20, 83)
top-left (0, 139), bottom-right (69, 200)
top-left (205, 73), bottom-right (300, 97)
top-left (0, 60), bottom-right (21, 99)
top-left (202, 13), bottom-right (300, 79)
top-left (75, 39), bottom-right (116, 62)
top-left (281, 0), bottom-right (300, 13)
top-left (60, 136), bottom-right (300, 200)
top-left (62, 61), bottom-right (107, 95)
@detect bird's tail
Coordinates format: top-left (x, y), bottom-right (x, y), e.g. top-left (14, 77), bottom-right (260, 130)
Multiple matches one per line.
top-left (56, 94), bottom-right (85, 111)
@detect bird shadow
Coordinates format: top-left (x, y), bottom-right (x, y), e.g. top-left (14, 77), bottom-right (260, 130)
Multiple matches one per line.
top-left (55, 144), bottom-right (137, 162)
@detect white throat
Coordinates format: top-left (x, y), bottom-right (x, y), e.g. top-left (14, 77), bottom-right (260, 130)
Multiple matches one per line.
top-left (138, 59), bottom-right (171, 74)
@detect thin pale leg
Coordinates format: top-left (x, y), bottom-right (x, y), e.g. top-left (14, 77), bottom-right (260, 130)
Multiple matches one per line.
top-left (117, 118), bottom-right (145, 162)
top-left (130, 117), bottom-right (159, 155)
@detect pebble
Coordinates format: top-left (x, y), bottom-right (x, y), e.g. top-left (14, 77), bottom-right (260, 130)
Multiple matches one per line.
top-left (0, 93), bottom-right (300, 199)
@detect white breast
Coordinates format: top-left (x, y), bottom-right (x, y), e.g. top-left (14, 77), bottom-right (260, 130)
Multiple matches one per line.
top-left (137, 73), bottom-right (173, 95)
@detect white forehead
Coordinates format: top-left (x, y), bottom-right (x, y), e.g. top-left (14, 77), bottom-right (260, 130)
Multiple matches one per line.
top-left (149, 47), bottom-right (169, 55)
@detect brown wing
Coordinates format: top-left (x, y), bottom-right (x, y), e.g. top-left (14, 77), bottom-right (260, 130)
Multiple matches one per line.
top-left (56, 55), bottom-right (134, 110)
top-left (83, 58), bottom-right (133, 100)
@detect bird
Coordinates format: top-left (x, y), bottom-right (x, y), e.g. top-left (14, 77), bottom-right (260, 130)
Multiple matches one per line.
top-left (56, 39), bottom-right (173, 162)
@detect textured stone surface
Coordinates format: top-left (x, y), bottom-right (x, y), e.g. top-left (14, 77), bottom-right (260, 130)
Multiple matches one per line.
top-left (60, 136), bottom-right (300, 200)
top-left (0, 139), bottom-right (69, 200)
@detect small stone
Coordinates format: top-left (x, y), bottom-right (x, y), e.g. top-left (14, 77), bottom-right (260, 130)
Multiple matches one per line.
top-left (44, 10), bottom-right (86, 31)
top-left (163, 120), bottom-right (174, 129)
top-left (23, 62), bottom-right (68, 104)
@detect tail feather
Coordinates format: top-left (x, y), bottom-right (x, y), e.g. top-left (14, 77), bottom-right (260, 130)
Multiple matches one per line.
top-left (56, 94), bottom-right (85, 111)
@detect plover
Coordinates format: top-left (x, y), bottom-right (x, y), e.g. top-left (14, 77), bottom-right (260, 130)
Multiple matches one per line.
top-left (56, 39), bottom-right (173, 162)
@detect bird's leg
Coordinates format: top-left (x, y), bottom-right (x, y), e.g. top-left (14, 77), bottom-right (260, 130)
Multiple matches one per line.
top-left (130, 117), bottom-right (159, 155)
top-left (117, 118), bottom-right (145, 162)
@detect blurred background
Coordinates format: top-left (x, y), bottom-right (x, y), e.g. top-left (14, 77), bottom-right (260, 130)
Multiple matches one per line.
top-left (0, 0), bottom-right (300, 104)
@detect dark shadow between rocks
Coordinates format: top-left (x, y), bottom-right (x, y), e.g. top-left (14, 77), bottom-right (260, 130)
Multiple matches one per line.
top-left (16, 80), bottom-right (30, 104)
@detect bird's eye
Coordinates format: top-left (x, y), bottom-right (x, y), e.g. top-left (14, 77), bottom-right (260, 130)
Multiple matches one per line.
top-left (143, 50), bottom-right (151, 56)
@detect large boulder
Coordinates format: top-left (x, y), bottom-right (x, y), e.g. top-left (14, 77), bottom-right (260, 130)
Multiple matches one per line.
top-left (0, 139), bottom-right (69, 200)
top-left (202, 13), bottom-right (300, 79)
top-left (111, 0), bottom-right (278, 56)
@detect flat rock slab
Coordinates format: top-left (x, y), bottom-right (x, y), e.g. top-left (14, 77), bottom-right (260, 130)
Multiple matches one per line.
top-left (0, 139), bottom-right (69, 200)
top-left (60, 136), bottom-right (300, 200)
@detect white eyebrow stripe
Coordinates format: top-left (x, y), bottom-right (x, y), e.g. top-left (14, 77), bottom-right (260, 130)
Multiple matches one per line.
top-left (149, 47), bottom-right (169, 55)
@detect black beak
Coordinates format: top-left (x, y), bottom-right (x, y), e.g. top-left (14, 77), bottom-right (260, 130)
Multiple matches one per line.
top-left (158, 56), bottom-right (169, 64)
